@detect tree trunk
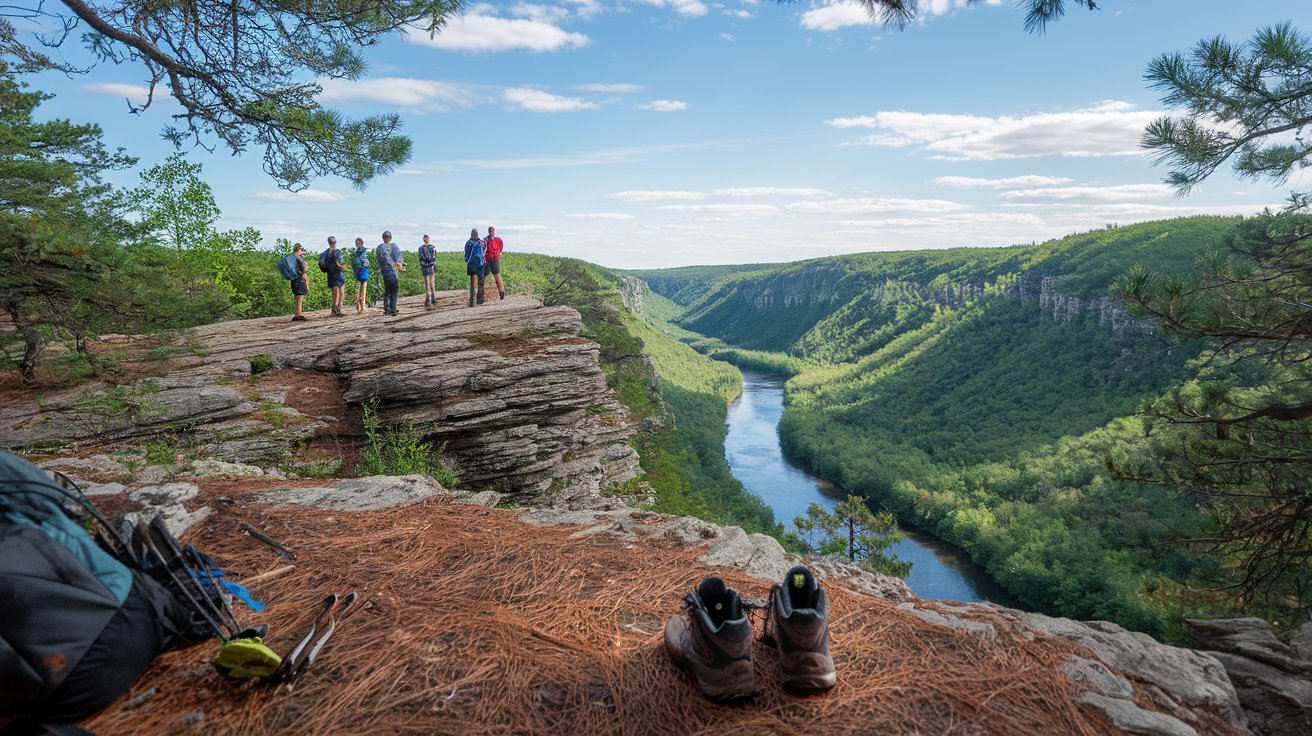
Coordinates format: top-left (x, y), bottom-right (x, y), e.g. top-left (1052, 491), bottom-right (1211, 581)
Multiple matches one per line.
top-left (17, 324), bottom-right (41, 385)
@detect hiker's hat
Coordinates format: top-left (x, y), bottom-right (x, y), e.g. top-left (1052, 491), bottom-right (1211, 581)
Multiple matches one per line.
top-left (292, 243), bottom-right (303, 252)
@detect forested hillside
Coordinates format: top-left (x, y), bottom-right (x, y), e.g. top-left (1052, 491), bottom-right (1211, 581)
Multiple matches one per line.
top-left (629, 216), bottom-right (1273, 636)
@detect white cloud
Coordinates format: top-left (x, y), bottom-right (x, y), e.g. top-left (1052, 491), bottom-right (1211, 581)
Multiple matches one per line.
top-left (835, 101), bottom-right (1161, 160)
top-left (83, 82), bottom-right (155, 106)
top-left (245, 190), bottom-right (352, 203)
top-left (607, 190), bottom-right (708, 202)
top-left (503, 87), bottom-right (598, 112)
top-left (835, 212), bottom-right (1046, 228)
top-left (787, 197), bottom-right (969, 214)
top-left (317, 77), bottom-right (475, 109)
top-left (725, 9), bottom-right (752, 18)
top-left (565, 213), bottom-right (637, 220)
top-left (577, 83), bottom-right (643, 93)
top-left (635, 0), bottom-right (709, 17)
top-left (1000, 183), bottom-right (1175, 201)
top-left (801, 1), bottom-right (875, 32)
top-left (565, 0), bottom-right (603, 19)
top-left (407, 14), bottom-right (589, 52)
top-left (720, 33), bottom-right (735, 42)
top-left (803, 0), bottom-right (986, 32)
top-left (931, 175), bottom-right (1074, 188)
top-left (825, 115), bottom-right (879, 128)
top-left (656, 203), bottom-right (779, 215)
top-left (715, 187), bottom-right (831, 197)
top-left (635, 99), bottom-right (689, 112)
top-left (508, 2), bottom-right (570, 22)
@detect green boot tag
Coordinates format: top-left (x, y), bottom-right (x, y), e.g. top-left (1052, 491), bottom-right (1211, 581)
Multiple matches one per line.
top-left (792, 573), bottom-right (806, 588)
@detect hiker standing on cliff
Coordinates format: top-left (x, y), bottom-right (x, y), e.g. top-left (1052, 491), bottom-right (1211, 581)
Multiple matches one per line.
top-left (376, 230), bottom-right (403, 316)
top-left (418, 234), bottom-right (438, 308)
top-left (323, 236), bottom-right (347, 317)
top-left (351, 238), bottom-right (370, 314)
top-left (484, 226), bottom-right (505, 300)
top-left (290, 243), bottom-right (309, 321)
top-left (463, 228), bottom-right (486, 308)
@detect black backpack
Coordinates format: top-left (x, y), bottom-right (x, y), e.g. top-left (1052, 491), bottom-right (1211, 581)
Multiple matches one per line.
top-left (0, 451), bottom-right (231, 727)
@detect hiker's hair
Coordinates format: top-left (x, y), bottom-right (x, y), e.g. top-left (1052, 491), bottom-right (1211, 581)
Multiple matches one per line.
top-left (470, 228), bottom-right (479, 237)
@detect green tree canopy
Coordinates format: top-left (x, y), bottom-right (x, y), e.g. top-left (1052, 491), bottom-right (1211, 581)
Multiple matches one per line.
top-left (0, 61), bottom-right (136, 383)
top-left (1120, 21), bottom-right (1312, 613)
top-left (1144, 22), bottom-right (1312, 194)
top-left (1, 0), bottom-right (459, 190)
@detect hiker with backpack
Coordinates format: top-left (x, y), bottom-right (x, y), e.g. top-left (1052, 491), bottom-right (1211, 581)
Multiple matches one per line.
top-left (484, 226), bottom-right (505, 300)
top-left (464, 228), bottom-right (486, 307)
top-left (418, 234), bottom-right (438, 308)
top-left (375, 230), bottom-right (403, 317)
top-left (321, 236), bottom-right (347, 317)
top-left (352, 237), bottom-right (370, 314)
top-left (277, 243), bottom-right (310, 321)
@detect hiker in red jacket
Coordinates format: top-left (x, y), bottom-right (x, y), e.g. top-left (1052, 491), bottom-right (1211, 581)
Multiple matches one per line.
top-left (484, 226), bottom-right (505, 300)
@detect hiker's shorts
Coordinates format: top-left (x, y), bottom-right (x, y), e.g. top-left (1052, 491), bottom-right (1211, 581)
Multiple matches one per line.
top-left (485, 259), bottom-right (501, 275)
top-left (290, 278), bottom-right (308, 296)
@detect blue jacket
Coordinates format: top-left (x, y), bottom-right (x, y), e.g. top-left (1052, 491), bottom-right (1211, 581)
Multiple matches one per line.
top-left (418, 243), bottom-right (437, 275)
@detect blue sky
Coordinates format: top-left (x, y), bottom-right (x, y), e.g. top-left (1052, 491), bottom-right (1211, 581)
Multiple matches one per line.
top-left (28, 0), bottom-right (1312, 268)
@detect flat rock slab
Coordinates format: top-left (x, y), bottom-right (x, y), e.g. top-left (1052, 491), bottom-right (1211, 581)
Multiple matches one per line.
top-left (249, 475), bottom-right (449, 511)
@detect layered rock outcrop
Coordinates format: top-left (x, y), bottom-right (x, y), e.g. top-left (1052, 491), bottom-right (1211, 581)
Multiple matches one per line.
top-left (2, 292), bottom-right (640, 508)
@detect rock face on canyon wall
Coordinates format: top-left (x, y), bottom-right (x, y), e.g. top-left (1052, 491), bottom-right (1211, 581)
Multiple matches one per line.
top-left (1, 292), bottom-right (640, 508)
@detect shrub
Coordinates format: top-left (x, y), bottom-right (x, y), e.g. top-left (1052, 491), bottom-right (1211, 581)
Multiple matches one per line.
top-left (358, 399), bottom-right (458, 488)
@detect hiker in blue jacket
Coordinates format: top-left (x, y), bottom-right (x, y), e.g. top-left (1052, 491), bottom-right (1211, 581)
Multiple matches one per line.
top-left (323, 236), bottom-right (347, 317)
top-left (463, 229), bottom-right (486, 308)
top-left (418, 234), bottom-right (438, 308)
top-left (351, 238), bottom-right (370, 314)
top-left (375, 230), bottom-right (403, 316)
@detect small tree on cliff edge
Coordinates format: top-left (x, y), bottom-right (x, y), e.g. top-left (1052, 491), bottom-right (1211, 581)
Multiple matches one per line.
top-left (0, 62), bottom-right (136, 384)
top-left (796, 495), bottom-right (912, 579)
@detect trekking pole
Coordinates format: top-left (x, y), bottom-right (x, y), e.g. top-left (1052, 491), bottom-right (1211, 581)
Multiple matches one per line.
top-left (147, 516), bottom-right (243, 636)
top-left (286, 592), bottom-right (360, 686)
top-left (133, 524), bottom-right (232, 643)
top-left (268, 593), bottom-right (337, 683)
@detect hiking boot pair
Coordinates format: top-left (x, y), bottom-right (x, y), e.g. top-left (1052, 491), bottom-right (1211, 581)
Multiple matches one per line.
top-left (664, 565), bottom-right (835, 700)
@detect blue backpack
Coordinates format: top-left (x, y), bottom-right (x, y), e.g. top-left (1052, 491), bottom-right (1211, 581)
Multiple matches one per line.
top-left (277, 253), bottom-right (299, 280)
top-left (465, 239), bottom-right (485, 269)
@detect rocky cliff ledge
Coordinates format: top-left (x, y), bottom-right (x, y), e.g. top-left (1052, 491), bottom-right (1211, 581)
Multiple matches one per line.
top-left (1, 291), bottom-right (640, 508)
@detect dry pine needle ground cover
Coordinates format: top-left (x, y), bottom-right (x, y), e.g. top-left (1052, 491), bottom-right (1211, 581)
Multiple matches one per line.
top-left (81, 498), bottom-right (1125, 735)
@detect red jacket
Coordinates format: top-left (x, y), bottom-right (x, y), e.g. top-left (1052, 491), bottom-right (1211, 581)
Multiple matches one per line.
top-left (485, 236), bottom-right (503, 261)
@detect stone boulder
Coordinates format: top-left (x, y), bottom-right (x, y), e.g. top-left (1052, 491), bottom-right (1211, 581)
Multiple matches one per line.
top-left (1187, 618), bottom-right (1312, 735)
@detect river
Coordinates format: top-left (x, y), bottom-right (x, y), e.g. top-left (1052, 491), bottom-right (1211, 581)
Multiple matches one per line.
top-left (724, 370), bottom-right (1019, 605)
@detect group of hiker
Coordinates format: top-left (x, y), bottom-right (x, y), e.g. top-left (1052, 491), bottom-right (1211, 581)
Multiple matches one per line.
top-left (279, 228), bottom-right (506, 321)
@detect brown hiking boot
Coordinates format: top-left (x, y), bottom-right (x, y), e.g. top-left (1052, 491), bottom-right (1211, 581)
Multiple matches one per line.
top-left (664, 577), bottom-right (755, 700)
top-left (764, 565), bottom-right (836, 691)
